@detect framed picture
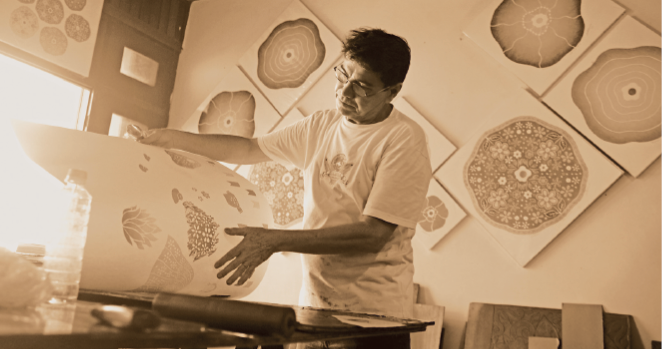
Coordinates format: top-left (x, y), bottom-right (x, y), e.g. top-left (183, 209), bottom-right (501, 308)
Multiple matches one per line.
top-left (543, 16), bottom-right (661, 177)
top-left (238, 0), bottom-right (342, 115)
top-left (463, 0), bottom-right (624, 96)
top-left (436, 91), bottom-right (623, 266)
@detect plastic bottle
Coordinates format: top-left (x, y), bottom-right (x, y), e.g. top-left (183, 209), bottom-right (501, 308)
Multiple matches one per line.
top-left (44, 169), bottom-right (92, 305)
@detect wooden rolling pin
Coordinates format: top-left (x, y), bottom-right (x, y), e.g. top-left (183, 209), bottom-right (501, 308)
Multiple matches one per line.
top-left (152, 293), bottom-right (297, 338)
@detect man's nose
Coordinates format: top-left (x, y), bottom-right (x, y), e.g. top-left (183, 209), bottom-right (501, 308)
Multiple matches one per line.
top-left (337, 81), bottom-right (355, 98)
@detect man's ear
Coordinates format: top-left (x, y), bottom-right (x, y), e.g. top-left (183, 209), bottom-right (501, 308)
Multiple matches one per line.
top-left (387, 83), bottom-right (403, 102)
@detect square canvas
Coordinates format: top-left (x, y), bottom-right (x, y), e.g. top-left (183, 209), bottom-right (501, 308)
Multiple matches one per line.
top-left (463, 0), bottom-right (624, 96)
top-left (0, 0), bottom-right (104, 77)
top-left (393, 97), bottom-right (457, 172)
top-left (414, 178), bottom-right (467, 250)
top-left (238, 108), bottom-right (306, 229)
top-left (436, 91), bottom-right (623, 266)
top-left (543, 16), bottom-right (661, 177)
top-left (238, 0), bottom-right (342, 115)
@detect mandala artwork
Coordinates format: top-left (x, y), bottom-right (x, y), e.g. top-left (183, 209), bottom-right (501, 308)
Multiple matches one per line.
top-left (572, 46), bottom-right (661, 144)
top-left (198, 91), bottom-right (256, 138)
top-left (464, 116), bottom-right (587, 234)
top-left (10, 6), bottom-right (39, 39)
top-left (36, 0), bottom-right (65, 24)
top-left (132, 235), bottom-right (194, 293)
top-left (64, 13), bottom-right (90, 42)
top-left (490, 0), bottom-right (584, 68)
top-left (257, 18), bottom-right (326, 89)
top-left (418, 196), bottom-right (449, 232)
top-left (64, 0), bottom-right (86, 11)
top-left (249, 162), bottom-right (305, 228)
top-left (39, 26), bottom-right (67, 56)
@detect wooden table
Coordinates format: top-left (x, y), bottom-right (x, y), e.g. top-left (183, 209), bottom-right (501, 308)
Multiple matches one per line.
top-left (0, 291), bottom-right (432, 349)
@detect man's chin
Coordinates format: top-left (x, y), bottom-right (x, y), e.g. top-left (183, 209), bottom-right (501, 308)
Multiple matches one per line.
top-left (336, 100), bottom-right (356, 116)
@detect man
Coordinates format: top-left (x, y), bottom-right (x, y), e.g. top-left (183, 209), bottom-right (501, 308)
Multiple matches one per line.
top-left (139, 28), bottom-right (431, 349)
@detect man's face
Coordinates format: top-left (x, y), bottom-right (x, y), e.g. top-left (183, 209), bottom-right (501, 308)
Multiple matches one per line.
top-left (334, 59), bottom-right (400, 124)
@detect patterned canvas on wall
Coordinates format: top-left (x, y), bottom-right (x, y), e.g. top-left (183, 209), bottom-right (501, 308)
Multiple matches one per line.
top-left (393, 98), bottom-right (457, 172)
top-left (13, 121), bottom-right (274, 298)
top-left (238, 0), bottom-right (342, 115)
top-left (0, 0), bottom-right (104, 77)
top-left (462, 0), bottom-right (624, 96)
top-left (436, 91), bottom-right (622, 266)
top-left (543, 16), bottom-right (661, 178)
top-left (236, 108), bottom-right (306, 230)
top-left (414, 178), bottom-right (467, 250)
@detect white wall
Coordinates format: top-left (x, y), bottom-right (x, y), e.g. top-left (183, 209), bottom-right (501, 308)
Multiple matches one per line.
top-left (169, 1), bottom-right (661, 348)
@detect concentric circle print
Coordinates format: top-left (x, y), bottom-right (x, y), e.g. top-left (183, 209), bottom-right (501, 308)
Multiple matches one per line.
top-left (490, 0), bottom-right (584, 68)
top-left (464, 117), bottom-right (587, 234)
top-left (257, 18), bottom-right (326, 89)
top-left (572, 46), bottom-right (661, 144)
top-left (198, 91), bottom-right (256, 138)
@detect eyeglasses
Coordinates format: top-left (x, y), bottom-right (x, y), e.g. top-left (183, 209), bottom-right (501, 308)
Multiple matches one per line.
top-left (333, 66), bottom-right (390, 98)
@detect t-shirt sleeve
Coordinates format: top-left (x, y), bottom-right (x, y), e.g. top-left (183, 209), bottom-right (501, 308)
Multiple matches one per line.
top-left (363, 131), bottom-right (432, 229)
top-left (257, 113), bottom-right (315, 169)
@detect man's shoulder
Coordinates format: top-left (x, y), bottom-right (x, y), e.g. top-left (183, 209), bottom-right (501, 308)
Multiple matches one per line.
top-left (389, 108), bottom-right (428, 142)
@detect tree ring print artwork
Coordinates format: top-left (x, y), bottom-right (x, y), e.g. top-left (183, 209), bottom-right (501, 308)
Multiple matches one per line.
top-left (257, 18), bottom-right (326, 89)
top-left (122, 206), bottom-right (162, 249)
top-left (198, 91), bottom-right (256, 137)
top-left (249, 162), bottom-right (304, 227)
top-left (184, 201), bottom-right (220, 261)
top-left (36, 0), bottom-right (65, 25)
top-left (65, 14), bottom-right (91, 42)
top-left (491, 0), bottom-right (584, 68)
top-left (132, 236), bottom-right (194, 293)
top-left (10, 6), bottom-right (39, 39)
top-left (418, 196), bottom-right (449, 232)
top-left (464, 116), bottom-right (587, 234)
top-left (39, 27), bottom-right (67, 56)
top-left (64, 0), bottom-right (86, 11)
top-left (572, 46), bottom-right (661, 144)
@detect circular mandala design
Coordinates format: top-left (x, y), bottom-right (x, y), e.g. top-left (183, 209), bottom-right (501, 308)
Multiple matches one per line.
top-left (464, 116), bottom-right (587, 234)
top-left (257, 18), bottom-right (326, 89)
top-left (65, 14), bottom-right (90, 42)
top-left (249, 162), bottom-right (304, 228)
top-left (39, 27), bottom-right (67, 56)
top-left (490, 0), bottom-right (584, 68)
top-left (199, 91), bottom-right (256, 138)
top-left (36, 0), bottom-right (65, 25)
top-left (64, 0), bottom-right (86, 11)
top-left (572, 46), bottom-right (661, 144)
top-left (10, 6), bottom-right (39, 39)
top-left (417, 196), bottom-right (449, 232)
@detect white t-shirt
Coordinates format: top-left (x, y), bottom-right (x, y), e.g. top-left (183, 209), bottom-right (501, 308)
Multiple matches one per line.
top-left (257, 107), bottom-right (432, 317)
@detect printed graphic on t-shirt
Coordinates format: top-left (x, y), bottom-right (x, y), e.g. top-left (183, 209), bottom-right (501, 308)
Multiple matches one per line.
top-left (320, 153), bottom-right (353, 185)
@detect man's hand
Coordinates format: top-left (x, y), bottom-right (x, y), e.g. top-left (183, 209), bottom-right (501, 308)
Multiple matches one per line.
top-left (214, 227), bottom-right (278, 286)
top-left (136, 128), bottom-right (178, 149)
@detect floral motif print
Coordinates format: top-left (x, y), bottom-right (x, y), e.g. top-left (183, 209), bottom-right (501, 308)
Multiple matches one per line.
top-left (418, 196), bottom-right (449, 232)
top-left (464, 116), bottom-right (587, 234)
top-left (249, 162), bottom-right (304, 228)
top-left (122, 206), bottom-right (161, 249)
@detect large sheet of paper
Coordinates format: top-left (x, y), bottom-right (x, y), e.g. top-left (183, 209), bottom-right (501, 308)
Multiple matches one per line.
top-left (0, 0), bottom-right (104, 77)
top-left (543, 16), bottom-right (661, 177)
top-left (13, 121), bottom-right (274, 298)
top-left (463, 0), bottom-right (624, 96)
top-left (436, 91), bottom-right (622, 266)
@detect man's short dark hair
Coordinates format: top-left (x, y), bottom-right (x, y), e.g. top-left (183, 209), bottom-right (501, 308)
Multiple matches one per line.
top-left (341, 28), bottom-right (411, 87)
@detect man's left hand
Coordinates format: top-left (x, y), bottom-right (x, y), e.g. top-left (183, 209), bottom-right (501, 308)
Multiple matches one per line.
top-left (214, 227), bottom-right (278, 286)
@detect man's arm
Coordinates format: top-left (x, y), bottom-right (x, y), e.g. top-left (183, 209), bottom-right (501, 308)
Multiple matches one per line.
top-left (138, 129), bottom-right (271, 164)
top-left (214, 216), bottom-right (397, 285)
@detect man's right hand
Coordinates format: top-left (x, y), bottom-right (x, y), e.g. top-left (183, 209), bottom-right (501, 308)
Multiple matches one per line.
top-left (137, 128), bottom-right (178, 149)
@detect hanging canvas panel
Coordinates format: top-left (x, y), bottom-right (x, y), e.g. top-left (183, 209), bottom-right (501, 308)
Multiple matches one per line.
top-left (463, 0), bottom-right (624, 96)
top-left (13, 121), bottom-right (274, 298)
top-left (238, 0), bottom-right (342, 115)
top-left (436, 91), bottom-right (622, 266)
top-left (543, 16), bottom-right (661, 177)
top-left (393, 98), bottom-right (457, 172)
top-left (0, 0), bottom-right (104, 77)
top-left (414, 178), bottom-right (466, 250)
top-left (236, 108), bottom-right (306, 230)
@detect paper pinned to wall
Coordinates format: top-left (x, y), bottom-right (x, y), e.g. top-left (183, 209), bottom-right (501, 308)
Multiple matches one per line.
top-left (12, 120), bottom-right (274, 298)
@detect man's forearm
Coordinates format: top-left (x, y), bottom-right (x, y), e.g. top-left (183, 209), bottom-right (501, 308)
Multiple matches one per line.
top-left (168, 131), bottom-right (270, 164)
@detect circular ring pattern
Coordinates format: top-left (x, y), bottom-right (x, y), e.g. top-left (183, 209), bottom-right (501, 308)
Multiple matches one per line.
top-left (198, 91), bottom-right (256, 138)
